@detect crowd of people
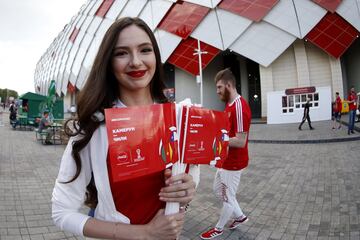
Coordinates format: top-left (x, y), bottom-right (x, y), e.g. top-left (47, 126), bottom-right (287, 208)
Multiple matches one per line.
top-left (296, 87), bottom-right (358, 133)
top-left (330, 87), bottom-right (358, 135)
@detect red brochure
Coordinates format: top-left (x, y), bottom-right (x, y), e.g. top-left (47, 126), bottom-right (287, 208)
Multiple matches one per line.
top-left (105, 103), bottom-right (179, 182)
top-left (181, 106), bottom-right (230, 168)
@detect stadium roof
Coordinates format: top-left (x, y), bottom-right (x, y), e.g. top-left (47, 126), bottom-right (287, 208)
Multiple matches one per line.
top-left (35, 0), bottom-right (360, 96)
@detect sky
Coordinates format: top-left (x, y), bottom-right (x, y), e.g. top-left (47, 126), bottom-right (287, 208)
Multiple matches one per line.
top-left (0, 0), bottom-right (87, 96)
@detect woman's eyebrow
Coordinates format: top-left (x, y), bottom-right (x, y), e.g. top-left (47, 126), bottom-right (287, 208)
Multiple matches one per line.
top-left (113, 42), bottom-right (153, 50)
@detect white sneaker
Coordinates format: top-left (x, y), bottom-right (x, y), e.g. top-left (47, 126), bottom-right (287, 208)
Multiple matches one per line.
top-left (228, 216), bottom-right (248, 230)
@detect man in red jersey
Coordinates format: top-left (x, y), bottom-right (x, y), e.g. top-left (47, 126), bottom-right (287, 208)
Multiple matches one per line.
top-left (332, 92), bottom-right (342, 129)
top-left (201, 68), bottom-right (251, 239)
top-left (347, 86), bottom-right (357, 135)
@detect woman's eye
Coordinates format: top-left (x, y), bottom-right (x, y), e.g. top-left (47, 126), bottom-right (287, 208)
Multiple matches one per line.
top-left (114, 51), bottom-right (127, 57)
top-left (141, 48), bottom-right (153, 53)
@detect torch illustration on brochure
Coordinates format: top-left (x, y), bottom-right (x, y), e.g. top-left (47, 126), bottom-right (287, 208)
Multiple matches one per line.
top-left (210, 128), bottom-right (229, 167)
top-left (159, 126), bottom-right (178, 168)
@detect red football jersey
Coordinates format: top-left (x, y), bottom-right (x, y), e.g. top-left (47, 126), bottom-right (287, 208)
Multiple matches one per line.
top-left (348, 92), bottom-right (357, 111)
top-left (222, 95), bottom-right (251, 171)
top-left (107, 154), bottom-right (165, 224)
top-left (335, 96), bottom-right (342, 113)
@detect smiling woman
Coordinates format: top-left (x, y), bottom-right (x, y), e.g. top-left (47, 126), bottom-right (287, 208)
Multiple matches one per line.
top-left (51, 17), bottom-right (199, 240)
top-left (111, 24), bottom-right (156, 103)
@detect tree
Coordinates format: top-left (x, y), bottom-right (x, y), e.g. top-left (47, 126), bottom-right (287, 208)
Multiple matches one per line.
top-left (0, 88), bottom-right (19, 103)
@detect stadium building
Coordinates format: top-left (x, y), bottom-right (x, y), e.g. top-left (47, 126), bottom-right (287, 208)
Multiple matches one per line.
top-left (34, 0), bottom-right (360, 123)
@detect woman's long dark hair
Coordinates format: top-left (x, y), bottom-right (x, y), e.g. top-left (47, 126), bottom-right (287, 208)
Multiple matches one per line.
top-left (65, 17), bottom-right (168, 207)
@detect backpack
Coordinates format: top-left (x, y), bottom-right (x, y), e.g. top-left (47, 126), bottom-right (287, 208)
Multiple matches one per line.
top-left (9, 111), bottom-right (17, 121)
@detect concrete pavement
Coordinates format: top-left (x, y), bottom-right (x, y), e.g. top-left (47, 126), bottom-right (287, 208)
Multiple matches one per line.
top-left (249, 118), bottom-right (360, 144)
top-left (0, 110), bottom-right (359, 240)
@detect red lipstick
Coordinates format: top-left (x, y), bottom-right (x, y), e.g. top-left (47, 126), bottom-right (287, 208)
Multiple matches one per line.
top-left (126, 70), bottom-right (146, 78)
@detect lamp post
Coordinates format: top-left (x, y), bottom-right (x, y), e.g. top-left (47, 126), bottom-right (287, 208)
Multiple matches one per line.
top-left (193, 39), bottom-right (207, 106)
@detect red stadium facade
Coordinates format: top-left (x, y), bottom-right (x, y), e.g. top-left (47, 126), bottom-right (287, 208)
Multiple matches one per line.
top-left (35, 0), bottom-right (360, 121)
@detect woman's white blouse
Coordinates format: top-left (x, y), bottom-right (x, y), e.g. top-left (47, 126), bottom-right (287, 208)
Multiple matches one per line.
top-left (51, 124), bottom-right (200, 236)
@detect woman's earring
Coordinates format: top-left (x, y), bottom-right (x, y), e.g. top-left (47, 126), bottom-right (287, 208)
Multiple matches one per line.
top-left (91, 111), bottom-right (105, 122)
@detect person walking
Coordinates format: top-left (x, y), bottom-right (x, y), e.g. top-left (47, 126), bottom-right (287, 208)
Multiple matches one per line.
top-left (9, 101), bottom-right (18, 128)
top-left (9, 104), bottom-right (18, 128)
top-left (298, 98), bottom-right (314, 130)
top-left (347, 86), bottom-right (357, 134)
top-left (332, 92), bottom-right (342, 129)
top-left (200, 68), bottom-right (251, 239)
top-left (52, 17), bottom-right (198, 240)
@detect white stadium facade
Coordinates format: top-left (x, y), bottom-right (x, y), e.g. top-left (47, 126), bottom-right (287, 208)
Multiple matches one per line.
top-left (34, 0), bottom-right (360, 123)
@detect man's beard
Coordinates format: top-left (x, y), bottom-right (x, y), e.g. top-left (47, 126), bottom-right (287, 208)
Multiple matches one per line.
top-left (221, 89), bottom-right (230, 103)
